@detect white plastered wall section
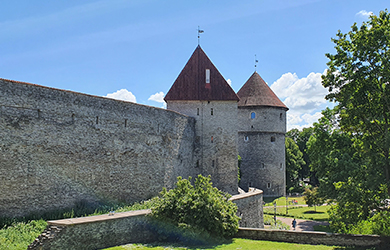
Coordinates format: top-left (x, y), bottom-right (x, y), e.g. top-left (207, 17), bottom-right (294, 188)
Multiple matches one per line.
top-left (167, 101), bottom-right (239, 194)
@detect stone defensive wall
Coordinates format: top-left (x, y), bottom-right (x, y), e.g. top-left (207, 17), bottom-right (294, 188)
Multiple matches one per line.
top-left (28, 190), bottom-right (264, 249)
top-left (0, 78), bottom-right (198, 217)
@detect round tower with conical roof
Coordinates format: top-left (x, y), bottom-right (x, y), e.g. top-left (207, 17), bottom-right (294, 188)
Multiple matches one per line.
top-left (237, 72), bottom-right (288, 197)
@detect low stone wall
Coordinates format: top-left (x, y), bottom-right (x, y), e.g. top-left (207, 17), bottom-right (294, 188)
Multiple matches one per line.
top-left (28, 210), bottom-right (157, 250)
top-left (236, 227), bottom-right (390, 249)
top-left (29, 207), bottom-right (390, 250)
top-left (230, 188), bottom-right (263, 228)
top-left (29, 190), bottom-right (264, 249)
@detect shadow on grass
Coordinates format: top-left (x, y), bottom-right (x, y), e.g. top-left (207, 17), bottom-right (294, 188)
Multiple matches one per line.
top-left (304, 211), bottom-right (325, 214)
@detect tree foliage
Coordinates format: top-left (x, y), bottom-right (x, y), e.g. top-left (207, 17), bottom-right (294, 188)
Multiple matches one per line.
top-left (150, 175), bottom-right (240, 238)
top-left (348, 211), bottom-right (390, 236)
top-left (285, 137), bottom-right (305, 193)
top-left (319, 10), bottom-right (390, 233)
top-left (307, 108), bottom-right (388, 231)
top-left (322, 9), bottom-right (390, 194)
top-left (286, 127), bottom-right (315, 185)
top-left (303, 187), bottom-right (324, 212)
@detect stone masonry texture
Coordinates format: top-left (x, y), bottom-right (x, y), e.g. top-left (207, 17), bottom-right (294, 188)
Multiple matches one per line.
top-left (237, 106), bottom-right (286, 196)
top-left (0, 79), bottom-right (198, 217)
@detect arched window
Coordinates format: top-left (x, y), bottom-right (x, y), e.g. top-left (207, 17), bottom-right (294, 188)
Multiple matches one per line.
top-left (251, 112), bottom-right (256, 119)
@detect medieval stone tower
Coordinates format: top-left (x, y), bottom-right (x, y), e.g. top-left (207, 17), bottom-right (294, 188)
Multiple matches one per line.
top-left (165, 46), bottom-right (288, 197)
top-left (237, 72), bottom-right (288, 197)
top-left (164, 45), bottom-right (239, 194)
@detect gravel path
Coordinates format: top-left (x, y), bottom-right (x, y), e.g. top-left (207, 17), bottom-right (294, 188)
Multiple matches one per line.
top-left (276, 217), bottom-right (329, 232)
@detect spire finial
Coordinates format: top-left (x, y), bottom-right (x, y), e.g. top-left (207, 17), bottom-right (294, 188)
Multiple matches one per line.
top-left (254, 54), bottom-right (259, 72)
top-left (197, 26), bottom-right (204, 45)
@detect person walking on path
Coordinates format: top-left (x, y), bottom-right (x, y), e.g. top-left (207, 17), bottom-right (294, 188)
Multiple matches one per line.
top-left (292, 218), bottom-right (297, 230)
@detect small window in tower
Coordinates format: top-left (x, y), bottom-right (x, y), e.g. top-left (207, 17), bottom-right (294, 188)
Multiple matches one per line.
top-left (251, 112), bottom-right (256, 119)
top-left (280, 163), bottom-right (283, 169)
top-left (244, 136), bottom-right (249, 141)
top-left (197, 108), bottom-right (199, 115)
top-left (206, 69), bottom-right (210, 83)
top-left (267, 183), bottom-right (271, 189)
top-left (211, 108), bottom-right (213, 115)
top-left (212, 160), bottom-right (215, 167)
top-left (196, 160), bottom-right (199, 168)
top-left (261, 163), bottom-right (265, 169)
top-left (280, 113), bottom-right (283, 119)
top-left (211, 136), bottom-right (214, 143)
top-left (271, 136), bottom-right (275, 142)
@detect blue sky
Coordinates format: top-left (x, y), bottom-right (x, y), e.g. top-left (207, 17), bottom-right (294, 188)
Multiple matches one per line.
top-left (1, 0), bottom-right (388, 130)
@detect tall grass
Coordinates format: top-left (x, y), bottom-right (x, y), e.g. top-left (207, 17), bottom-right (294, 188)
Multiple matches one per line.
top-left (0, 220), bottom-right (47, 250)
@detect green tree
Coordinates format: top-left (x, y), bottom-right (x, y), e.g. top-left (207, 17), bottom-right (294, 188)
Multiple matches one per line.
top-left (307, 108), bottom-right (387, 232)
top-left (151, 175), bottom-right (240, 238)
top-left (285, 137), bottom-right (305, 193)
top-left (303, 187), bottom-right (325, 212)
top-left (322, 9), bottom-right (390, 195)
top-left (287, 127), bottom-right (315, 185)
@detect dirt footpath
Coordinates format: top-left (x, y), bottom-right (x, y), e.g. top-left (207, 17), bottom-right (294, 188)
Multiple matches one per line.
top-left (276, 217), bottom-right (330, 232)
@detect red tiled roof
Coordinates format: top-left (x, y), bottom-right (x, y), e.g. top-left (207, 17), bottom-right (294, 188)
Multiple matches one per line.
top-left (164, 46), bottom-right (239, 101)
top-left (237, 72), bottom-right (288, 110)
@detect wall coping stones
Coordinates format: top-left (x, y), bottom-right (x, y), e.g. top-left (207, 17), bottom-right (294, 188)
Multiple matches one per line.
top-left (47, 209), bottom-right (151, 226)
top-left (229, 188), bottom-right (262, 201)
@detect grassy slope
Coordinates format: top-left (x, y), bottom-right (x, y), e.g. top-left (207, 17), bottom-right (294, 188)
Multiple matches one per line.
top-left (0, 220), bottom-right (47, 250)
top-left (104, 238), bottom-right (344, 250)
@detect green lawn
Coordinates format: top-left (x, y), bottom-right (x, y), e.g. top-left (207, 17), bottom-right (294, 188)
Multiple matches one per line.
top-left (264, 205), bottom-right (330, 221)
top-left (263, 196), bottom-right (306, 206)
top-left (104, 238), bottom-right (347, 250)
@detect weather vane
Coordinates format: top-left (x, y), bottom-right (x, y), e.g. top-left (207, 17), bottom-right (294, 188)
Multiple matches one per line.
top-left (254, 54), bottom-right (259, 72)
top-left (198, 26), bottom-right (204, 45)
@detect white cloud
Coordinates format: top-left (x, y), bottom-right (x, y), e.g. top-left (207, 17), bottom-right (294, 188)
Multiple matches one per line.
top-left (148, 91), bottom-right (166, 108)
top-left (148, 92), bottom-right (165, 103)
top-left (271, 70), bottom-right (333, 131)
top-left (105, 89), bottom-right (136, 103)
top-left (227, 79), bottom-right (232, 86)
top-left (356, 10), bottom-right (373, 18)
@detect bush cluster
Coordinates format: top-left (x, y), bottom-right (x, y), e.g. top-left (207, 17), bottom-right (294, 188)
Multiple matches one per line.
top-left (150, 175), bottom-right (240, 238)
top-left (347, 211), bottom-right (390, 236)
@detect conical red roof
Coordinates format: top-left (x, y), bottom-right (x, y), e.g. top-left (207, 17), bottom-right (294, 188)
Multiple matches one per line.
top-left (164, 46), bottom-right (239, 101)
top-left (237, 72), bottom-right (288, 110)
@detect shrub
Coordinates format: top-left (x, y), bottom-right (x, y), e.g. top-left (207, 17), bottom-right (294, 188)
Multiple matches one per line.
top-left (348, 211), bottom-right (390, 236)
top-left (150, 175), bottom-right (240, 238)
